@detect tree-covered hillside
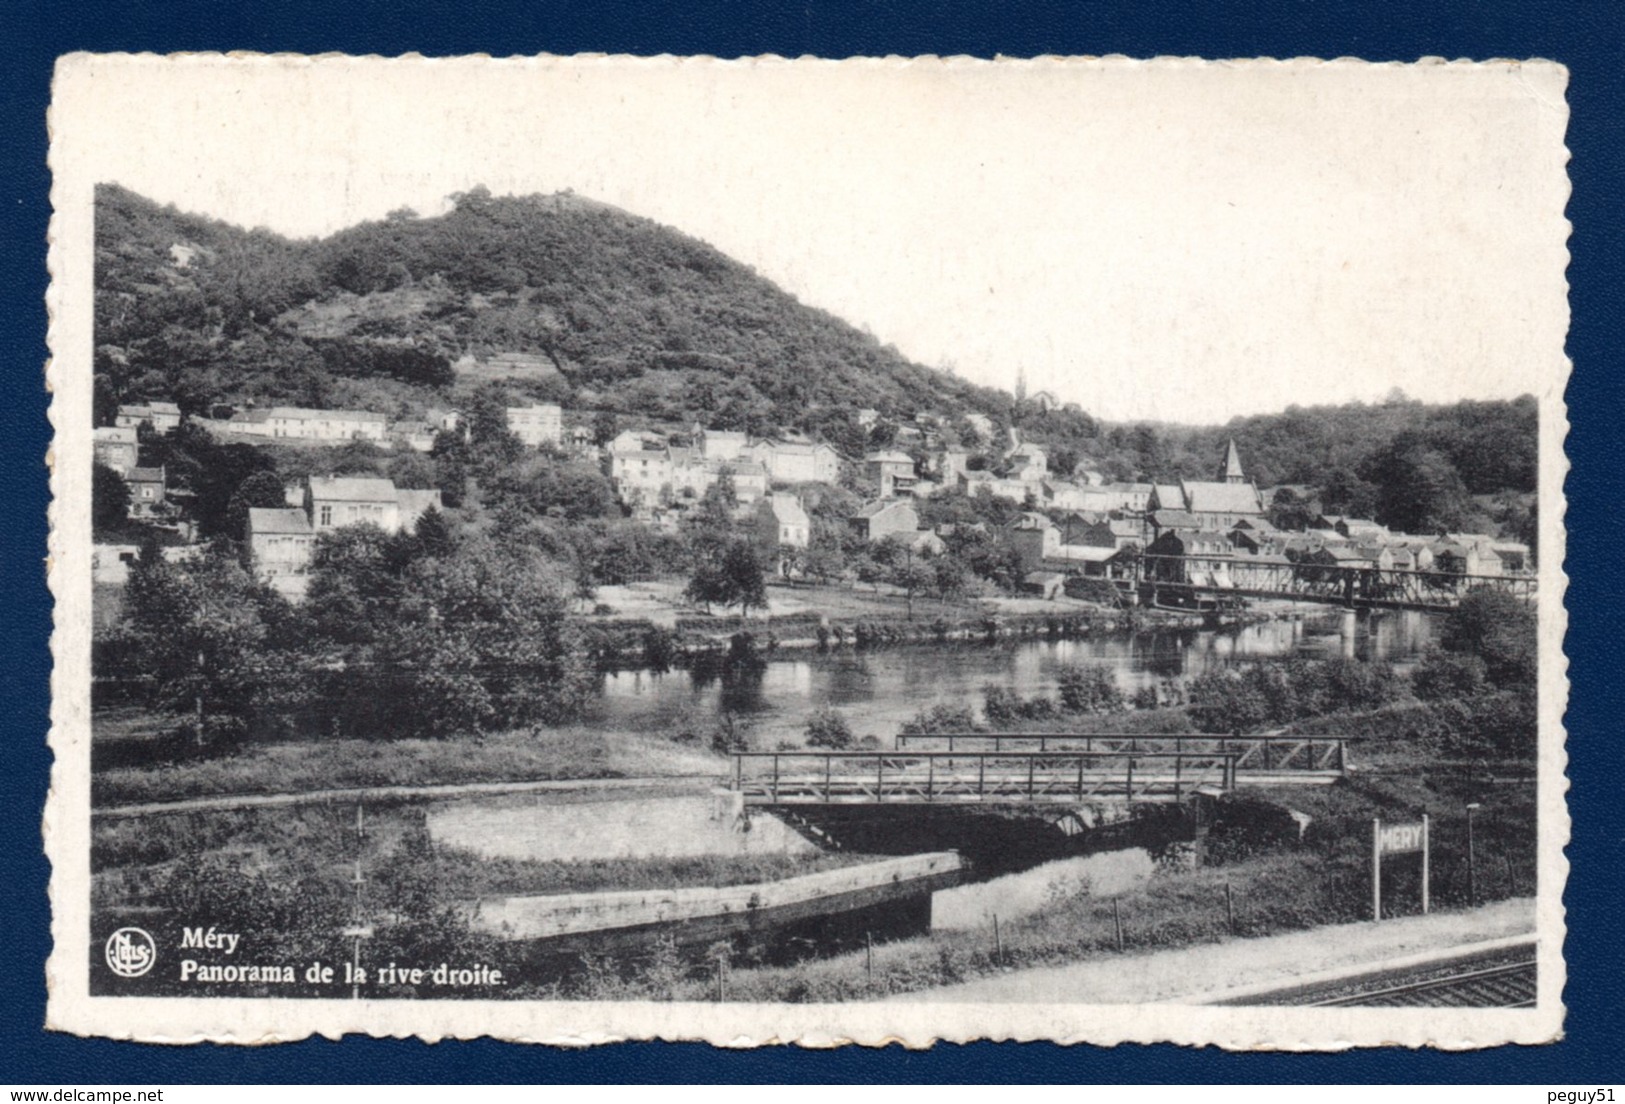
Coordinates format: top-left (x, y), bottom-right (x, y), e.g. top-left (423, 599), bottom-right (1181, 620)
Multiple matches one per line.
top-left (94, 182), bottom-right (1539, 534)
top-left (93, 183), bottom-right (1011, 437)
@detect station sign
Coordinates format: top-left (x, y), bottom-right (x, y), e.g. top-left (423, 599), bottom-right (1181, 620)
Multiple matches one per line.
top-left (1372, 815), bottom-right (1430, 920)
top-left (1378, 821), bottom-right (1427, 855)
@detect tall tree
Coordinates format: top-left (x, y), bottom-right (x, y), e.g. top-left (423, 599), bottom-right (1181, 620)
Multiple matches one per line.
top-left (92, 462), bottom-right (131, 533)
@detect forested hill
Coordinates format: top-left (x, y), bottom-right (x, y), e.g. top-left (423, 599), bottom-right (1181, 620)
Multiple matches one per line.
top-left (93, 183), bottom-right (1011, 441)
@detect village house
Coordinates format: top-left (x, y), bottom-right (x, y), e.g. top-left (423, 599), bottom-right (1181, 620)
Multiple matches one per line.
top-left (864, 450), bottom-right (918, 498)
top-left (390, 420), bottom-right (439, 453)
top-left (1314, 515), bottom-right (1391, 543)
top-left (756, 493), bottom-right (811, 550)
top-left (94, 426), bottom-right (139, 474)
top-left (229, 406), bottom-right (388, 443)
top-left (505, 403), bottom-right (563, 448)
top-left (245, 508), bottom-right (317, 600)
top-left (745, 439), bottom-right (841, 485)
top-left (933, 447), bottom-right (972, 484)
top-left (115, 400), bottom-right (182, 433)
top-left (1145, 528), bottom-right (1236, 586)
top-left (849, 499), bottom-right (920, 543)
top-left (304, 475), bottom-right (442, 535)
top-left (123, 466), bottom-right (167, 518)
top-left (1007, 513), bottom-right (1127, 575)
top-left (608, 432), bottom-right (674, 506)
top-left (696, 426), bottom-right (748, 462)
top-left (959, 469), bottom-right (1036, 505)
top-left (1003, 433), bottom-right (1049, 482)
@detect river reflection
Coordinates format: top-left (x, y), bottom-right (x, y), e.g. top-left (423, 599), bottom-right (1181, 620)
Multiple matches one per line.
top-left (588, 609), bottom-right (1439, 745)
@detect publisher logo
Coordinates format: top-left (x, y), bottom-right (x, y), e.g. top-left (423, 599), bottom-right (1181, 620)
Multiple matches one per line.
top-left (105, 927), bottom-right (156, 978)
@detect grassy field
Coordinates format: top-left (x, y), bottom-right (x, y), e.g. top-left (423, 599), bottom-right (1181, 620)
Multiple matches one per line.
top-left (92, 709), bottom-right (723, 807)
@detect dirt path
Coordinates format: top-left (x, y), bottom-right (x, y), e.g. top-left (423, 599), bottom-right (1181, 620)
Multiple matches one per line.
top-left (94, 774), bottom-right (719, 819)
top-left (899, 898), bottom-right (1537, 1004)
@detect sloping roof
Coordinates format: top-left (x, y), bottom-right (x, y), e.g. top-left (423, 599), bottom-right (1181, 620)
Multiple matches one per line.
top-left (1149, 509), bottom-right (1203, 530)
top-left (396, 488), bottom-right (444, 518)
top-left (95, 426), bottom-right (138, 443)
top-left (148, 401), bottom-right (181, 414)
top-left (1046, 545), bottom-right (1118, 563)
top-left (125, 466), bottom-right (164, 483)
top-left (722, 460), bottom-right (769, 478)
top-left (766, 494), bottom-right (810, 526)
top-left (1222, 439), bottom-right (1245, 481)
top-left (1231, 517), bottom-right (1280, 533)
top-left (248, 507), bottom-right (313, 536)
top-left (265, 406), bottom-right (387, 423)
top-left (1010, 512), bottom-right (1056, 531)
top-left (853, 499), bottom-right (913, 520)
top-left (1182, 481), bottom-right (1264, 515)
top-left (1108, 482), bottom-right (1155, 494)
top-left (1151, 484), bottom-right (1186, 509)
top-left (308, 475), bottom-right (398, 502)
top-left (865, 450), bottom-right (915, 465)
top-left (1154, 528), bottom-right (1234, 555)
top-left (1318, 545), bottom-right (1374, 563)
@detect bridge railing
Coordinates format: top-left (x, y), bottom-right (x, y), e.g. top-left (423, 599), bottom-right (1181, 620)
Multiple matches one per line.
top-left (1136, 554), bottom-right (1536, 607)
top-left (729, 748), bottom-right (1244, 805)
top-left (892, 732), bottom-right (1353, 773)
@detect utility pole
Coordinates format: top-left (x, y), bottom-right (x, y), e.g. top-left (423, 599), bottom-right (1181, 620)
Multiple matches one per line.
top-left (342, 804), bottom-right (374, 1000)
top-left (1466, 802), bottom-right (1481, 907)
top-left (194, 649), bottom-right (206, 748)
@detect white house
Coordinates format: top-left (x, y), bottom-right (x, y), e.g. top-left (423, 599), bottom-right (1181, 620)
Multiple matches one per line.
top-left (506, 404), bottom-right (563, 448)
top-left (229, 406), bottom-right (388, 442)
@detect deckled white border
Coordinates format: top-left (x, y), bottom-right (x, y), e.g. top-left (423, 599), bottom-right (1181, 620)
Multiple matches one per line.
top-left (44, 52), bottom-right (1571, 1048)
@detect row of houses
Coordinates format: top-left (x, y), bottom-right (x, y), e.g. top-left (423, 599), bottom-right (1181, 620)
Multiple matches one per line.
top-left (608, 427), bottom-right (843, 516)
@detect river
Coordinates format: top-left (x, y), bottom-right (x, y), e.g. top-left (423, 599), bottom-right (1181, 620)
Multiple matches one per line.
top-left (585, 606), bottom-right (1441, 747)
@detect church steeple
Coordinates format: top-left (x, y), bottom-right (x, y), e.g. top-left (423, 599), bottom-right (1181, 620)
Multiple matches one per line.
top-left (1221, 439), bottom-right (1245, 484)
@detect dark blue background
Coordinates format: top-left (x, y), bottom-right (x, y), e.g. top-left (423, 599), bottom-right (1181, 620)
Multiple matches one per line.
top-left (5, 1), bottom-right (1620, 1084)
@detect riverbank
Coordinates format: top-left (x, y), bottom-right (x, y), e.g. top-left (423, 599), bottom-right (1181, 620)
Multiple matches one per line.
top-left (90, 716), bottom-right (723, 807)
top-left (581, 579), bottom-right (1294, 671)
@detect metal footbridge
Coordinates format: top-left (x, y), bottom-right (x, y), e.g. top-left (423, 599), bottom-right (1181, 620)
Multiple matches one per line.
top-left (728, 733), bottom-right (1352, 807)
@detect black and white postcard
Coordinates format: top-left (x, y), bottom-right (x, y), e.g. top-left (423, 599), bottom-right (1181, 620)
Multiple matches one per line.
top-left (45, 54), bottom-right (1570, 1047)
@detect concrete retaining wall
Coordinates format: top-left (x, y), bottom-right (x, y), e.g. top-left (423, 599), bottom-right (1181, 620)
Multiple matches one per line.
top-left (474, 851), bottom-right (963, 940)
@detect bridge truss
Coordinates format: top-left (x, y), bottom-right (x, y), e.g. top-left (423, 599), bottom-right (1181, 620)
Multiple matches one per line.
top-left (1137, 554), bottom-right (1536, 612)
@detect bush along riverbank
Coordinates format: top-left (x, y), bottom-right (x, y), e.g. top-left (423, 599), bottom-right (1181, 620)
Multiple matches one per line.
top-left (578, 603), bottom-right (1282, 673)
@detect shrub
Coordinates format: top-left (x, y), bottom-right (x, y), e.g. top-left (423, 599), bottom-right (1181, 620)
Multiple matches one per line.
top-left (899, 704), bottom-right (979, 736)
top-left (982, 684), bottom-right (1021, 725)
top-left (804, 707), bottom-right (854, 749)
top-left (1411, 649), bottom-right (1488, 701)
top-left (709, 711), bottom-right (753, 755)
top-left (1056, 664), bottom-right (1125, 714)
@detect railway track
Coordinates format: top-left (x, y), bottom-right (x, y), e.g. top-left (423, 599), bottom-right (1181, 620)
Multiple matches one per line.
top-left (1220, 942), bottom-right (1537, 1008)
top-left (1307, 957), bottom-right (1537, 1008)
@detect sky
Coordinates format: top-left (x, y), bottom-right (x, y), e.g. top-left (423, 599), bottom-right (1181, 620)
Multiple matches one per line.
top-left (53, 55), bottom-right (1571, 424)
